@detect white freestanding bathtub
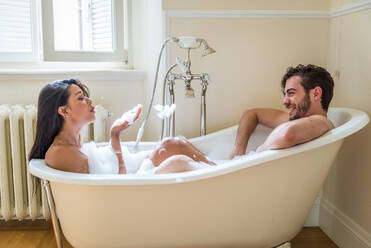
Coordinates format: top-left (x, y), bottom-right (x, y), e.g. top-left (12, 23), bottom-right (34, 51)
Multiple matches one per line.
top-left (29, 108), bottom-right (369, 248)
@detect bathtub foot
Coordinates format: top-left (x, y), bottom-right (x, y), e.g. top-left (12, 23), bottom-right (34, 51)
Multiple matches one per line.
top-left (274, 241), bottom-right (291, 248)
top-left (43, 180), bottom-right (64, 248)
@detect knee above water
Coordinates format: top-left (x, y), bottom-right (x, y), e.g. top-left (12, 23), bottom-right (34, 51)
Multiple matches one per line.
top-left (160, 137), bottom-right (182, 147)
top-left (168, 155), bottom-right (194, 171)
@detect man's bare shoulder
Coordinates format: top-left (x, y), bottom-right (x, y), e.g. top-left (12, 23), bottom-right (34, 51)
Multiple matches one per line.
top-left (45, 145), bottom-right (89, 173)
top-left (282, 114), bottom-right (335, 143)
top-left (252, 108), bottom-right (289, 128)
top-left (301, 114), bottom-right (335, 130)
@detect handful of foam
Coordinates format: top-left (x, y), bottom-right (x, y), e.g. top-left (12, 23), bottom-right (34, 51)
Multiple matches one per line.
top-left (112, 104), bottom-right (142, 126)
top-left (153, 104), bottom-right (176, 119)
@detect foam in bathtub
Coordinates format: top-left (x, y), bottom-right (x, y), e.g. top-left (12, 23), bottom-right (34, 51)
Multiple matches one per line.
top-left (136, 159), bottom-right (156, 174)
top-left (80, 142), bottom-right (119, 174)
top-left (81, 142), bottom-right (154, 174)
top-left (120, 146), bottom-right (153, 174)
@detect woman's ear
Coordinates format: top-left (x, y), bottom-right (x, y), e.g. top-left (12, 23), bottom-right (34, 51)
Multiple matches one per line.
top-left (58, 106), bottom-right (68, 119)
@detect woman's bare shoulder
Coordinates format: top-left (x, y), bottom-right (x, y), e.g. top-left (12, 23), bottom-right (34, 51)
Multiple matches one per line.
top-left (45, 145), bottom-right (89, 173)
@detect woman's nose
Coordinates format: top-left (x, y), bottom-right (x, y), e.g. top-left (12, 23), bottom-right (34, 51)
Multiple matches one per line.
top-left (86, 97), bottom-right (92, 104)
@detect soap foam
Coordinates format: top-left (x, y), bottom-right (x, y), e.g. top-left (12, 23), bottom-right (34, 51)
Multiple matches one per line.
top-left (153, 104), bottom-right (176, 119)
top-left (121, 146), bottom-right (153, 174)
top-left (81, 142), bottom-right (153, 174)
top-left (81, 142), bottom-right (119, 174)
top-left (136, 159), bottom-right (156, 175)
top-left (112, 104), bottom-right (142, 127)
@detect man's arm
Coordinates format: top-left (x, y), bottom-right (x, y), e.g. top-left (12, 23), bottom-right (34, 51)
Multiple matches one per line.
top-left (230, 108), bottom-right (288, 158)
top-left (256, 115), bottom-right (334, 152)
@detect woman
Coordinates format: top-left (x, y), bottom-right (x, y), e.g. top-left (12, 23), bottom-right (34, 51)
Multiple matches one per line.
top-left (28, 79), bottom-right (214, 174)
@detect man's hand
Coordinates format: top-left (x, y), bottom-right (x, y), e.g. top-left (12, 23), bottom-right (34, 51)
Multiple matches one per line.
top-left (229, 147), bottom-right (246, 159)
top-left (229, 108), bottom-right (288, 159)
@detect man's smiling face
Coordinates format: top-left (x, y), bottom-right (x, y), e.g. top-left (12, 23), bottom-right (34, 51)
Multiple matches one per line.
top-left (283, 75), bottom-right (312, 121)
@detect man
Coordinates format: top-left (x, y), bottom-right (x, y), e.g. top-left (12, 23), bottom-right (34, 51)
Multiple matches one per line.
top-left (230, 64), bottom-right (335, 158)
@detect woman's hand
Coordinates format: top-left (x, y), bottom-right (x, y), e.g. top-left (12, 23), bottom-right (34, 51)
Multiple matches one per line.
top-left (110, 105), bottom-right (142, 138)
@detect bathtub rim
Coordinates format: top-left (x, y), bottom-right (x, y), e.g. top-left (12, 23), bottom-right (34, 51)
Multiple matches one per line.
top-left (28, 107), bottom-right (369, 185)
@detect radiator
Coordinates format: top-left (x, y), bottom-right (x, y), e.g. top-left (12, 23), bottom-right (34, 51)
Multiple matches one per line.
top-left (0, 104), bottom-right (110, 221)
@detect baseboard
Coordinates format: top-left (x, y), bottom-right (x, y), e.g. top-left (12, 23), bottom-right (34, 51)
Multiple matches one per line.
top-left (0, 219), bottom-right (51, 231)
top-left (303, 191), bottom-right (322, 227)
top-left (320, 198), bottom-right (371, 248)
top-left (304, 203), bottom-right (320, 227)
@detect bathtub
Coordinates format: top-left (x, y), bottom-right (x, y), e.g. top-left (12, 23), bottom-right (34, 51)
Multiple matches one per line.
top-left (29, 107), bottom-right (369, 248)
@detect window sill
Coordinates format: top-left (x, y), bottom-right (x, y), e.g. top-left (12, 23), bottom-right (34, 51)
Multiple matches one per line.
top-left (0, 69), bottom-right (146, 81)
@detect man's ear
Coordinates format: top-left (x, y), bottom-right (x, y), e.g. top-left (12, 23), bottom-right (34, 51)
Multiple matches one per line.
top-left (58, 106), bottom-right (68, 119)
top-left (313, 86), bottom-right (322, 101)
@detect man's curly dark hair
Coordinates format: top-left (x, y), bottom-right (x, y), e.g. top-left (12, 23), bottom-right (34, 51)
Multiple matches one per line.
top-left (281, 64), bottom-right (334, 111)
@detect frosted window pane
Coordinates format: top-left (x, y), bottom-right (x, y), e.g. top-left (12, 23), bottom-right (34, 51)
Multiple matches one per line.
top-left (0, 0), bottom-right (32, 52)
top-left (53, 0), bottom-right (113, 51)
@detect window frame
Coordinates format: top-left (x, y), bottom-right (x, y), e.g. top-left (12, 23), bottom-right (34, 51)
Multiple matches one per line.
top-left (41, 0), bottom-right (128, 62)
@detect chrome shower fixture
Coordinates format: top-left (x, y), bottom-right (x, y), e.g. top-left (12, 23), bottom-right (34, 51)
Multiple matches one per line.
top-left (161, 36), bottom-right (215, 138)
top-left (135, 36), bottom-right (215, 148)
top-left (201, 41), bottom-right (216, 57)
top-left (175, 36), bottom-right (216, 57)
top-left (185, 82), bottom-right (195, 98)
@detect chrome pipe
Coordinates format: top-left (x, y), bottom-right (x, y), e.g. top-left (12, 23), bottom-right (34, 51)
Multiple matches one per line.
top-left (200, 80), bottom-right (208, 136)
top-left (169, 82), bottom-right (175, 137)
top-left (135, 37), bottom-right (177, 148)
top-left (43, 180), bottom-right (64, 248)
top-left (161, 64), bottom-right (177, 140)
top-left (137, 37), bottom-right (214, 144)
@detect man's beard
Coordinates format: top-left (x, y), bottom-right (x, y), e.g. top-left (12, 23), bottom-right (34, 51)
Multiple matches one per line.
top-left (289, 93), bottom-right (311, 121)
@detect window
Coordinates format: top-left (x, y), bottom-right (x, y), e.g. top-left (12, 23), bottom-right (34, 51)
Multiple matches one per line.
top-left (0, 0), bottom-right (128, 62)
top-left (0, 0), bottom-right (40, 61)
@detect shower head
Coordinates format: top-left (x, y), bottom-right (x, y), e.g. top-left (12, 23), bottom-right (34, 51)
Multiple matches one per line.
top-left (201, 42), bottom-right (216, 57)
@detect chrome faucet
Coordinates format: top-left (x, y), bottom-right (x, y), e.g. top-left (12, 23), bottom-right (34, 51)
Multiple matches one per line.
top-left (161, 39), bottom-right (214, 138)
top-left (135, 37), bottom-right (215, 148)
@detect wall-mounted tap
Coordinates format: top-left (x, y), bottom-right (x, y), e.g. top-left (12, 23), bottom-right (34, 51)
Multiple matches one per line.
top-left (159, 37), bottom-right (215, 138)
top-left (135, 36), bottom-right (215, 148)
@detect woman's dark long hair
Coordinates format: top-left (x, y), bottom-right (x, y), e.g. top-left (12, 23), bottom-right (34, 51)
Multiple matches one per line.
top-left (28, 79), bottom-right (89, 161)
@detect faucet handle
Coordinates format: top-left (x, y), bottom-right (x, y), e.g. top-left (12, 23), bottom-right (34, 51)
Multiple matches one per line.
top-left (176, 57), bottom-right (188, 74)
top-left (201, 73), bottom-right (210, 82)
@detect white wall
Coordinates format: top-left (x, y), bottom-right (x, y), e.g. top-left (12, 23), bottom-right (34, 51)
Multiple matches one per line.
top-left (320, 1), bottom-right (371, 246)
top-left (0, 77), bottom-right (145, 140)
top-left (131, 0), bottom-right (166, 141)
top-left (166, 16), bottom-right (329, 138)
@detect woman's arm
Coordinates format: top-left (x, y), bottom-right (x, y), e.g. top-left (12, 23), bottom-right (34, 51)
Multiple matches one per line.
top-left (110, 105), bottom-right (142, 174)
top-left (110, 128), bottom-right (127, 174)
